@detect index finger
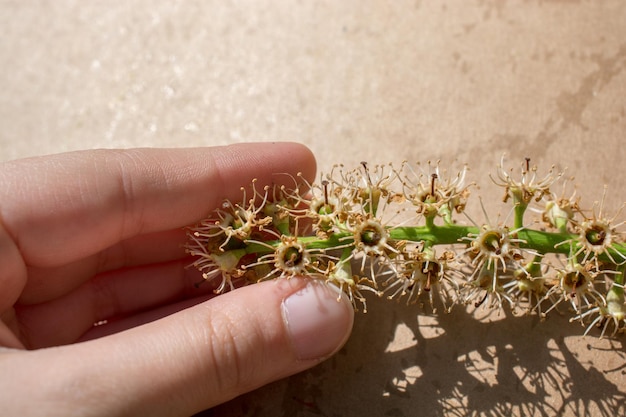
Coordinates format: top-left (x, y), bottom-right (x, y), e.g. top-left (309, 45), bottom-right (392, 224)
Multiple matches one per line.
top-left (0, 142), bottom-right (316, 268)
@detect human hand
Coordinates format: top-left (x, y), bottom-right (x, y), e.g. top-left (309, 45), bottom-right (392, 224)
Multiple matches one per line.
top-left (0, 143), bottom-right (354, 416)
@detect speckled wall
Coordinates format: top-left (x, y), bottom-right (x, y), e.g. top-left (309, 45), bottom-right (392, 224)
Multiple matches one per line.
top-left (1, 1), bottom-right (625, 416)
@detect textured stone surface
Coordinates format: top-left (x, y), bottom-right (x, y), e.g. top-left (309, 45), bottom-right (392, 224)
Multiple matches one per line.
top-left (1, 1), bottom-right (625, 416)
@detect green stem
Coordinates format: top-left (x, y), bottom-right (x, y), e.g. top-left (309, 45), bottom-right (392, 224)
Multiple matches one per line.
top-left (613, 264), bottom-right (625, 292)
top-left (424, 214), bottom-right (437, 231)
top-left (513, 201), bottom-right (527, 230)
top-left (241, 224), bottom-right (626, 264)
top-left (439, 204), bottom-right (454, 226)
top-left (523, 255), bottom-right (543, 277)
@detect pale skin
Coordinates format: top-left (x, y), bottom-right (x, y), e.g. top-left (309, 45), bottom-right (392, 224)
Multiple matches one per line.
top-left (0, 142), bottom-right (354, 416)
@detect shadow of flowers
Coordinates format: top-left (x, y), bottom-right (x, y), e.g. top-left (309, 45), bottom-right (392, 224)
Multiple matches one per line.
top-left (204, 294), bottom-right (626, 417)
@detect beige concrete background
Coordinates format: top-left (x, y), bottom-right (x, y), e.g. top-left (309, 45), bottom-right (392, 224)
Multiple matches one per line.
top-left (1, 1), bottom-right (625, 416)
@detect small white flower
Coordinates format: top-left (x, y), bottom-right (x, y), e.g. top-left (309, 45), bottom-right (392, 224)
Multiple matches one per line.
top-left (571, 285), bottom-right (626, 338)
top-left (539, 262), bottom-right (606, 319)
top-left (401, 160), bottom-right (471, 221)
top-left (324, 260), bottom-right (379, 312)
top-left (491, 155), bottom-right (561, 205)
top-left (383, 248), bottom-right (460, 312)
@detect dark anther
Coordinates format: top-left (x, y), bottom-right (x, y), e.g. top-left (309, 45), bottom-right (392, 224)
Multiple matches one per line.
top-left (431, 173), bottom-right (438, 197)
top-left (524, 157), bottom-right (531, 173)
top-left (322, 180), bottom-right (329, 205)
top-left (475, 291), bottom-right (489, 308)
top-left (361, 161), bottom-right (373, 185)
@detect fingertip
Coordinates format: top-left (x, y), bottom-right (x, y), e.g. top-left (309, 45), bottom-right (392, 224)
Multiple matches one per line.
top-left (281, 280), bottom-right (354, 361)
top-left (276, 141), bottom-right (317, 183)
top-left (215, 141), bottom-right (317, 186)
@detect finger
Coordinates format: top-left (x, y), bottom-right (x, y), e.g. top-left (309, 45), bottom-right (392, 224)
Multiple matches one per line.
top-left (76, 293), bottom-right (216, 343)
top-left (0, 142), bottom-right (316, 268)
top-left (3, 279), bottom-right (354, 416)
top-left (0, 219), bottom-right (27, 312)
top-left (0, 143), bottom-right (316, 310)
top-left (16, 258), bottom-right (212, 348)
top-left (19, 228), bottom-right (188, 305)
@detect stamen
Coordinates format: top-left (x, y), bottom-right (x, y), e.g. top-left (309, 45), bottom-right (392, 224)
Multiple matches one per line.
top-left (361, 161), bottom-right (372, 185)
top-left (475, 291), bottom-right (489, 307)
top-left (424, 269), bottom-right (432, 292)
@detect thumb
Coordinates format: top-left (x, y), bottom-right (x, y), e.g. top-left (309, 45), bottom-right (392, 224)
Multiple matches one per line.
top-left (11, 279), bottom-right (354, 416)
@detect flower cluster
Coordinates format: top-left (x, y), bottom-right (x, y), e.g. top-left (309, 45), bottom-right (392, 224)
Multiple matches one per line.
top-left (186, 157), bottom-right (626, 337)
